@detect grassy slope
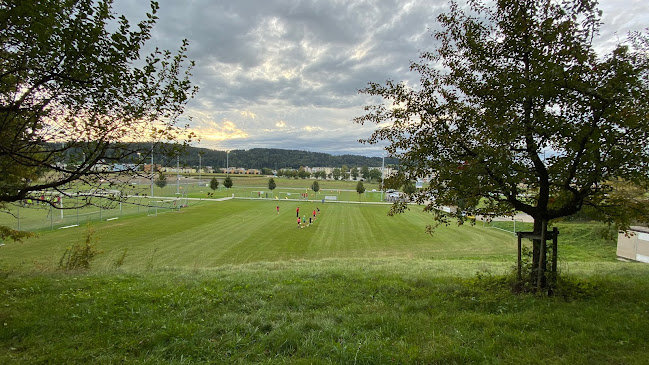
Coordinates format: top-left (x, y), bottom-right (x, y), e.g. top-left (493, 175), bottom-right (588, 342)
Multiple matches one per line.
top-left (2, 261), bottom-right (648, 364)
top-left (1, 199), bottom-right (640, 364)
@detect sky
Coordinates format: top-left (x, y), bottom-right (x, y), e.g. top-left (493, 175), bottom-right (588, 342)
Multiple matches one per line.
top-left (112, 0), bottom-right (649, 157)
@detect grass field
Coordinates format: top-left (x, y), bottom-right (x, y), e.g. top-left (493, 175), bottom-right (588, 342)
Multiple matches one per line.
top-left (2, 200), bottom-right (522, 270)
top-left (0, 176), bottom-right (385, 232)
top-left (2, 199), bottom-right (647, 364)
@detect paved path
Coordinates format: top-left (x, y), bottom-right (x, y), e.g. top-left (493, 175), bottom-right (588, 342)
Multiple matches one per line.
top-left (487, 213), bottom-right (534, 223)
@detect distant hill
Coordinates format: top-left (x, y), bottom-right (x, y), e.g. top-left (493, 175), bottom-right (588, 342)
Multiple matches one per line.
top-left (180, 147), bottom-right (399, 170)
top-left (49, 142), bottom-right (398, 170)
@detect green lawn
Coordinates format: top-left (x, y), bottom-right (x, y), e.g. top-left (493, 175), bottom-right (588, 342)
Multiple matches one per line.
top-left (0, 177), bottom-right (388, 233)
top-left (2, 261), bottom-right (648, 364)
top-left (2, 200), bottom-right (520, 271)
top-left (1, 199), bottom-right (644, 364)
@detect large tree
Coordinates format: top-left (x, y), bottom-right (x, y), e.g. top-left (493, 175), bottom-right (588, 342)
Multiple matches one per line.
top-left (332, 168), bottom-right (342, 181)
top-left (351, 167), bottom-right (359, 180)
top-left (355, 0), bottom-right (649, 292)
top-left (361, 166), bottom-right (370, 180)
top-left (0, 0), bottom-right (197, 239)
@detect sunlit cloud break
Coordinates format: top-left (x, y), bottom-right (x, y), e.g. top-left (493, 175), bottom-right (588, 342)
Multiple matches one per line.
top-left (193, 120), bottom-right (249, 141)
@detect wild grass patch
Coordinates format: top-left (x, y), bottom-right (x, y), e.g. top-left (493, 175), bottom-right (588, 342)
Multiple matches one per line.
top-left (2, 260), bottom-right (649, 364)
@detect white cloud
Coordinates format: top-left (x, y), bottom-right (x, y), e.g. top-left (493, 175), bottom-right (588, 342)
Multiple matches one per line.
top-left (112, 0), bottom-right (649, 157)
top-left (193, 120), bottom-right (248, 142)
top-left (240, 111), bottom-right (257, 119)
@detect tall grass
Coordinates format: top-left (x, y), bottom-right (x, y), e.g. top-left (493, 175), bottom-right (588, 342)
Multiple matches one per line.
top-left (0, 200), bottom-right (640, 363)
top-left (1, 260), bottom-right (648, 364)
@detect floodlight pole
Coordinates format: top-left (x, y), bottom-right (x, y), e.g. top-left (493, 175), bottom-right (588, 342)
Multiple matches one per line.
top-left (380, 154), bottom-right (385, 202)
top-left (226, 150), bottom-right (229, 177)
top-left (176, 155), bottom-right (180, 195)
top-left (198, 153), bottom-right (202, 185)
top-left (150, 145), bottom-right (154, 198)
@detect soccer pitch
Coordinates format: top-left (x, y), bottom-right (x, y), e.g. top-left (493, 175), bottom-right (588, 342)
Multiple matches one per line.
top-left (1, 199), bottom-right (517, 270)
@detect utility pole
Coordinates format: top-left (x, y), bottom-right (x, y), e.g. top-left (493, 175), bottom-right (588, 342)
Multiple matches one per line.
top-left (198, 153), bottom-right (202, 185)
top-left (380, 154), bottom-right (385, 202)
top-left (150, 145), bottom-right (154, 198)
top-left (176, 155), bottom-right (180, 195)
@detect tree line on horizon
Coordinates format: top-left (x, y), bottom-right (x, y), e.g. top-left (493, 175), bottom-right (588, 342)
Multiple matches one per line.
top-left (181, 147), bottom-right (399, 171)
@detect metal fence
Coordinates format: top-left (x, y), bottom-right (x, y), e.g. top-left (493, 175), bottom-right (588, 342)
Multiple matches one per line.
top-left (0, 196), bottom-right (191, 233)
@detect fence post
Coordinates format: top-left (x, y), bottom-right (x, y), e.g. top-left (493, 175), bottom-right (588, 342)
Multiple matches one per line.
top-left (537, 220), bottom-right (547, 292)
top-left (552, 227), bottom-right (559, 287)
top-left (517, 232), bottom-right (522, 282)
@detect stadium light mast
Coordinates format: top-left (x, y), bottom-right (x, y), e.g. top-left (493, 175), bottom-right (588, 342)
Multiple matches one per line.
top-left (380, 154), bottom-right (385, 202)
top-left (226, 150), bottom-right (229, 177)
top-left (198, 153), bottom-right (202, 185)
top-left (176, 155), bottom-right (180, 195)
top-left (150, 144), bottom-right (154, 198)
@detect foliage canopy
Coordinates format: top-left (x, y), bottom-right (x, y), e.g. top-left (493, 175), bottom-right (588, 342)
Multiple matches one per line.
top-left (154, 173), bottom-right (167, 189)
top-left (210, 177), bottom-right (219, 191)
top-left (356, 0), bottom-right (649, 290)
top-left (0, 0), bottom-right (197, 239)
top-left (223, 176), bottom-right (233, 189)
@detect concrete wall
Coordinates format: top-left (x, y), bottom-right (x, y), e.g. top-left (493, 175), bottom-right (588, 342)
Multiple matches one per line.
top-left (617, 226), bottom-right (649, 263)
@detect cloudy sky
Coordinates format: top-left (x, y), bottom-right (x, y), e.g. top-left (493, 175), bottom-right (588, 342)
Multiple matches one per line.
top-left (112, 0), bottom-right (649, 157)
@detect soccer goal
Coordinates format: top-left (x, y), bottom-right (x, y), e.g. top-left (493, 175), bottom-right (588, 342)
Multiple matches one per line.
top-left (249, 191), bottom-right (269, 199)
top-left (146, 198), bottom-right (183, 216)
top-left (278, 192), bottom-right (293, 200)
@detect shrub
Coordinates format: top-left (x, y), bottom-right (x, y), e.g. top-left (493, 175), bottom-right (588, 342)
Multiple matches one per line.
top-left (114, 248), bottom-right (128, 268)
top-left (59, 225), bottom-right (100, 270)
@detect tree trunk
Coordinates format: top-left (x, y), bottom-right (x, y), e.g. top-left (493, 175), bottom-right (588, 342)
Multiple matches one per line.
top-left (531, 219), bottom-right (548, 291)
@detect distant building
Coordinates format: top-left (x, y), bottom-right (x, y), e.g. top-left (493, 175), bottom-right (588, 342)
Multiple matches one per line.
top-left (618, 226), bottom-right (649, 263)
top-left (162, 166), bottom-right (196, 173)
top-left (143, 164), bottom-right (162, 173)
top-left (310, 167), bottom-right (333, 175)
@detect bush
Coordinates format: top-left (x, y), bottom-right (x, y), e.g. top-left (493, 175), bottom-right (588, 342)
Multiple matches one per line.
top-left (155, 173), bottom-right (167, 188)
top-left (59, 225), bottom-right (100, 270)
top-left (224, 176), bottom-right (233, 188)
top-left (114, 248), bottom-right (128, 268)
top-left (210, 177), bottom-right (219, 190)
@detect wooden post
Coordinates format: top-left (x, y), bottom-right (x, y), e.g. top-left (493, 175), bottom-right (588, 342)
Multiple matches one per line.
top-left (517, 232), bottom-right (522, 282)
top-left (552, 227), bottom-right (559, 286)
top-left (536, 220), bottom-right (547, 292)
